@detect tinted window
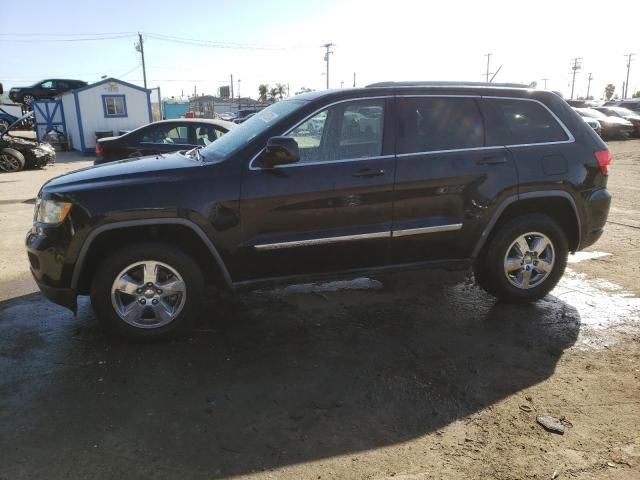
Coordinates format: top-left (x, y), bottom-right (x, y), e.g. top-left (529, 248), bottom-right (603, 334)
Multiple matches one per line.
top-left (396, 97), bottom-right (484, 154)
top-left (285, 99), bottom-right (385, 164)
top-left (195, 125), bottom-right (223, 146)
top-left (141, 124), bottom-right (189, 144)
top-left (41, 81), bottom-right (54, 89)
top-left (485, 99), bottom-right (568, 146)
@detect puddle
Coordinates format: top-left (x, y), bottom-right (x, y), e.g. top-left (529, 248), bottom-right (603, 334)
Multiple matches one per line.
top-left (567, 251), bottom-right (612, 263)
top-left (549, 267), bottom-right (640, 350)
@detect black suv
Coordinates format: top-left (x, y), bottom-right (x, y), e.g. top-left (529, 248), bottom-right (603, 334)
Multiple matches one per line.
top-left (26, 83), bottom-right (612, 339)
top-left (9, 79), bottom-right (87, 106)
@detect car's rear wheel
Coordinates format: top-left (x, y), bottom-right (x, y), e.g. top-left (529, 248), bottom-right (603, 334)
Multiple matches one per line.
top-left (0, 149), bottom-right (26, 172)
top-left (90, 242), bottom-right (204, 339)
top-left (474, 214), bottom-right (568, 303)
top-left (22, 95), bottom-right (35, 107)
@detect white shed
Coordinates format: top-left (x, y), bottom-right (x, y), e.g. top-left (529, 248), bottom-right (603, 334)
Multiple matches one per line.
top-left (59, 77), bottom-right (152, 154)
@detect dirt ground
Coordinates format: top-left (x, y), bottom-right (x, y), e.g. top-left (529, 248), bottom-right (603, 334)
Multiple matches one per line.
top-left (0, 143), bottom-right (639, 480)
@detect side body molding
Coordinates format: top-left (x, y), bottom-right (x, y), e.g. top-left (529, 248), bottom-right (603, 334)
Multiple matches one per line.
top-left (70, 218), bottom-right (233, 289)
top-left (472, 191), bottom-right (581, 258)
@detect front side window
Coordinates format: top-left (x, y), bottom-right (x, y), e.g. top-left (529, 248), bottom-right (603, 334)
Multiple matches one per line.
top-left (141, 125), bottom-right (188, 144)
top-left (40, 81), bottom-right (54, 89)
top-left (396, 97), bottom-right (484, 154)
top-left (485, 99), bottom-right (568, 146)
top-left (103, 95), bottom-right (127, 117)
top-left (285, 99), bottom-right (385, 164)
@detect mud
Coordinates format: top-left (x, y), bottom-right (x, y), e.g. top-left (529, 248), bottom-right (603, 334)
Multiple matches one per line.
top-left (0, 143), bottom-right (639, 479)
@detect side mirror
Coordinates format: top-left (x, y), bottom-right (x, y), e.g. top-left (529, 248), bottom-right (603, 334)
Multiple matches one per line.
top-left (259, 136), bottom-right (300, 168)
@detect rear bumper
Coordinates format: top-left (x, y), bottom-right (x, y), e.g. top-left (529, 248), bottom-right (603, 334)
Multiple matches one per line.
top-left (578, 188), bottom-right (611, 250)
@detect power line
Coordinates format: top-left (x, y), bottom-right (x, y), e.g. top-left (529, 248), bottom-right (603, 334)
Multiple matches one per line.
top-left (0, 34), bottom-right (134, 43)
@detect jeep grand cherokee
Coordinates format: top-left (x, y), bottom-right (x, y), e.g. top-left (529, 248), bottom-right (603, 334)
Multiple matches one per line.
top-left (26, 83), bottom-right (612, 339)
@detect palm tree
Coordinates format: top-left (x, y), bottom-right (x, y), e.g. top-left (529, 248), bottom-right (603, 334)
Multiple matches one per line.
top-left (275, 83), bottom-right (287, 100)
top-left (269, 87), bottom-right (279, 102)
top-left (258, 84), bottom-right (269, 103)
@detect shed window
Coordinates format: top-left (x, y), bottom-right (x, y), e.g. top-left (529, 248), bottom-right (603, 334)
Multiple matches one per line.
top-left (103, 95), bottom-right (127, 117)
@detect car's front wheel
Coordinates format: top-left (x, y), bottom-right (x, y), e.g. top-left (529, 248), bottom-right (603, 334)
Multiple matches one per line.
top-left (0, 149), bottom-right (26, 172)
top-left (474, 214), bottom-right (568, 303)
top-left (90, 242), bottom-right (204, 339)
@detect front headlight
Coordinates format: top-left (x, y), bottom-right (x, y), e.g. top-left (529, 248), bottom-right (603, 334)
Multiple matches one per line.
top-left (35, 199), bottom-right (72, 224)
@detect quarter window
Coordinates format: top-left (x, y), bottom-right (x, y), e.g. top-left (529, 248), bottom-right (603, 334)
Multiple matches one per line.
top-left (484, 99), bottom-right (568, 146)
top-left (103, 95), bottom-right (127, 117)
top-left (396, 97), bottom-right (484, 154)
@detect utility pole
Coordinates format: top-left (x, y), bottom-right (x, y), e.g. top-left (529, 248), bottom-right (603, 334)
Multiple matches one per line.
top-left (322, 43), bottom-right (334, 89)
top-left (624, 53), bottom-right (634, 98)
top-left (230, 74), bottom-right (234, 99)
top-left (570, 57), bottom-right (582, 100)
top-left (135, 33), bottom-right (147, 89)
top-left (353, 72), bottom-right (356, 88)
top-left (586, 73), bottom-right (593, 99)
top-left (542, 78), bottom-right (549, 89)
top-left (237, 78), bottom-right (241, 98)
top-left (484, 53), bottom-right (492, 83)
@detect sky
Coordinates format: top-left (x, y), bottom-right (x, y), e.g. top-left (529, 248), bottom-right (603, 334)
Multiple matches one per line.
top-left (1, 0), bottom-right (639, 101)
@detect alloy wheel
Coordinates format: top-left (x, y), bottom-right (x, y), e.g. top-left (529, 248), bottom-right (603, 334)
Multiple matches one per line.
top-left (110, 260), bottom-right (187, 328)
top-left (0, 153), bottom-right (22, 172)
top-left (503, 232), bottom-right (555, 290)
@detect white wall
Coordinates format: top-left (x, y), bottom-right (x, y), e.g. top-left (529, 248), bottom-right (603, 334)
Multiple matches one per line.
top-left (76, 82), bottom-right (151, 151)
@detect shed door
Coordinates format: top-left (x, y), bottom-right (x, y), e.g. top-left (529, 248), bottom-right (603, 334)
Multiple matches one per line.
top-left (32, 99), bottom-right (65, 140)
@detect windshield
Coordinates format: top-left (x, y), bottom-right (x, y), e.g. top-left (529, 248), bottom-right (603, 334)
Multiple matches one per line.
top-left (200, 100), bottom-right (306, 162)
top-left (578, 108), bottom-right (607, 119)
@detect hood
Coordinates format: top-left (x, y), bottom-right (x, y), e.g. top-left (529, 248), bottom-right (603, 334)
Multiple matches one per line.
top-left (43, 151), bottom-right (202, 193)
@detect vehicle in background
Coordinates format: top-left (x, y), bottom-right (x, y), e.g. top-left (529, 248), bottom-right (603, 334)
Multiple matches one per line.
top-left (95, 118), bottom-right (235, 165)
top-left (594, 106), bottom-right (640, 137)
top-left (8, 79), bottom-right (87, 106)
top-left (218, 112), bottom-right (237, 121)
top-left (603, 99), bottom-right (640, 113)
top-left (234, 112), bottom-right (256, 124)
top-left (574, 107), bottom-right (634, 139)
top-left (0, 107), bottom-right (20, 132)
top-left (28, 84), bottom-right (612, 339)
top-left (0, 112), bottom-right (55, 172)
top-left (566, 99), bottom-right (601, 108)
top-left (581, 116), bottom-right (602, 136)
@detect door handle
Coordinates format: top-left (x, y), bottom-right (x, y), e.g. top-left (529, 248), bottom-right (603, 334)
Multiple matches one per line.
top-left (352, 168), bottom-right (385, 178)
top-left (476, 156), bottom-right (507, 165)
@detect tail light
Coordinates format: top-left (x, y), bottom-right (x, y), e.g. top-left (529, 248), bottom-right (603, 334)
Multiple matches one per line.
top-left (95, 142), bottom-right (103, 156)
top-left (594, 149), bottom-right (611, 175)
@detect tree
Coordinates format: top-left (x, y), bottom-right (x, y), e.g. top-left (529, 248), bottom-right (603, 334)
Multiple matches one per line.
top-left (528, 81), bottom-right (537, 88)
top-left (633, 90), bottom-right (640, 98)
top-left (269, 87), bottom-right (279, 102)
top-left (275, 83), bottom-right (287, 100)
top-left (258, 84), bottom-right (269, 103)
top-left (604, 84), bottom-right (616, 101)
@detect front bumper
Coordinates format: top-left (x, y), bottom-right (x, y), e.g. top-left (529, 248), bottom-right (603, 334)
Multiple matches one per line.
top-left (31, 271), bottom-right (77, 312)
top-left (26, 228), bottom-right (77, 312)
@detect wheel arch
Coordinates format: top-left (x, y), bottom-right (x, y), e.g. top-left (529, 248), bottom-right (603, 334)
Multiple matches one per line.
top-left (473, 191), bottom-right (581, 258)
top-left (71, 219), bottom-right (232, 294)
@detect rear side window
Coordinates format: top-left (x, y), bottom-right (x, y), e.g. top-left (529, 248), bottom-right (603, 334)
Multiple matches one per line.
top-left (396, 97), bottom-right (484, 154)
top-left (484, 98), bottom-right (568, 146)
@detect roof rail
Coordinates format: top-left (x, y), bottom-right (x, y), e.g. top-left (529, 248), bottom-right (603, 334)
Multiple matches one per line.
top-left (366, 81), bottom-right (531, 88)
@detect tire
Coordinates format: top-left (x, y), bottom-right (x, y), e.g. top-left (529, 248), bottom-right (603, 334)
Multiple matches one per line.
top-left (474, 214), bottom-right (568, 303)
top-left (0, 148), bottom-right (26, 172)
top-left (90, 242), bottom-right (204, 340)
top-left (22, 95), bottom-right (34, 107)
